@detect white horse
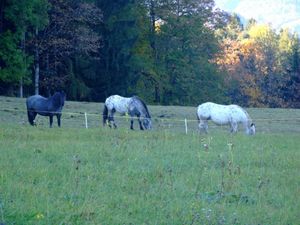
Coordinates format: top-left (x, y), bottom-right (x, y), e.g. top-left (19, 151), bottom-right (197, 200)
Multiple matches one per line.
top-left (196, 102), bottom-right (255, 135)
top-left (103, 95), bottom-right (152, 130)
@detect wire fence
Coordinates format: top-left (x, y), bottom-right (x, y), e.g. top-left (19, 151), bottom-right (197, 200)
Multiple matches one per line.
top-left (1, 107), bottom-right (300, 134)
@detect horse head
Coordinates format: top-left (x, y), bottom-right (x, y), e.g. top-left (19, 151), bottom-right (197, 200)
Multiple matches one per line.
top-left (248, 123), bottom-right (255, 135)
top-left (60, 91), bottom-right (66, 106)
top-left (52, 91), bottom-right (66, 108)
top-left (132, 96), bottom-right (152, 130)
top-left (142, 117), bottom-right (152, 130)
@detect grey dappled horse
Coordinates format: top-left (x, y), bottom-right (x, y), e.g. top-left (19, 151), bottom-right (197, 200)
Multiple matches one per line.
top-left (26, 91), bottom-right (66, 127)
top-left (103, 95), bottom-right (152, 130)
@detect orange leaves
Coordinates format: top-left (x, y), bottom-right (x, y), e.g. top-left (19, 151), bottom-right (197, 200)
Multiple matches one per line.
top-left (214, 39), bottom-right (242, 82)
top-left (214, 21), bottom-right (292, 106)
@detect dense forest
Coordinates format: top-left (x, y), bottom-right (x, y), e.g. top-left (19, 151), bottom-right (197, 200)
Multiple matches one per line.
top-left (0, 0), bottom-right (299, 107)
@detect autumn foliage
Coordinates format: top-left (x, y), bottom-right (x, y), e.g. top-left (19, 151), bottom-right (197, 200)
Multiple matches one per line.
top-left (215, 16), bottom-right (300, 108)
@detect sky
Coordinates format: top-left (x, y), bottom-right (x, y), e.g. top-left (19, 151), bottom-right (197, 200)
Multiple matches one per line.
top-left (214, 0), bottom-right (300, 34)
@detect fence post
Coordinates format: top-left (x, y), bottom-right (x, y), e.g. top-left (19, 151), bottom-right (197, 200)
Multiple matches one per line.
top-left (185, 118), bottom-right (188, 134)
top-left (84, 112), bottom-right (88, 129)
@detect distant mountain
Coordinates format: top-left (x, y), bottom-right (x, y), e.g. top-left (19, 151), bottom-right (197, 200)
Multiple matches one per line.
top-left (215, 0), bottom-right (300, 35)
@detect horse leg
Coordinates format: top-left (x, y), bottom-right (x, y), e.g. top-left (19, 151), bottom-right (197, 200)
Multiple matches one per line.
top-left (106, 110), bottom-right (111, 128)
top-left (230, 122), bottom-right (238, 133)
top-left (32, 112), bottom-right (38, 126)
top-left (108, 109), bottom-right (117, 128)
top-left (204, 122), bottom-right (208, 133)
top-left (199, 119), bottom-right (208, 133)
top-left (108, 115), bottom-right (112, 128)
top-left (49, 115), bottom-right (53, 128)
top-left (130, 117), bottom-right (134, 130)
top-left (57, 114), bottom-right (61, 127)
top-left (27, 110), bottom-right (35, 126)
top-left (33, 112), bottom-right (38, 126)
top-left (107, 110), bottom-right (112, 128)
top-left (129, 111), bottom-right (136, 130)
top-left (203, 121), bottom-right (208, 133)
top-left (138, 116), bottom-right (144, 130)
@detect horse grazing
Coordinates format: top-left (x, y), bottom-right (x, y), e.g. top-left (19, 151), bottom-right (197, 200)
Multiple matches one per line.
top-left (103, 95), bottom-right (152, 130)
top-left (196, 102), bottom-right (255, 135)
top-left (26, 91), bottom-right (66, 127)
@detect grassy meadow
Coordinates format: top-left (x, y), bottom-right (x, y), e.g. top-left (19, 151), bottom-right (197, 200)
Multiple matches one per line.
top-left (0, 96), bottom-right (300, 224)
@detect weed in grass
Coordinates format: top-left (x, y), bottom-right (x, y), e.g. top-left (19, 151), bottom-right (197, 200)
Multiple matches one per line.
top-left (200, 136), bottom-right (212, 152)
top-left (35, 212), bottom-right (44, 220)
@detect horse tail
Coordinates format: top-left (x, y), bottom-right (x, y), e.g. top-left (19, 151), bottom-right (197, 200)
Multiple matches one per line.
top-left (26, 98), bottom-right (33, 126)
top-left (27, 110), bottom-right (34, 126)
top-left (196, 109), bottom-right (200, 123)
top-left (102, 104), bottom-right (108, 126)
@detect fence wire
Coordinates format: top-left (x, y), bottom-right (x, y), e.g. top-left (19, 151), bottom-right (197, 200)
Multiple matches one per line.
top-left (1, 107), bottom-right (300, 134)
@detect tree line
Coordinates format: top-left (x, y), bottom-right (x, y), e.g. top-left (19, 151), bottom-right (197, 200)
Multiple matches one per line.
top-left (0, 0), bottom-right (299, 107)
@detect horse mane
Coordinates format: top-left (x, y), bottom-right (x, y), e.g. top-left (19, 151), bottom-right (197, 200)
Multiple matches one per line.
top-left (132, 96), bottom-right (151, 118)
top-left (241, 107), bottom-right (250, 119)
top-left (51, 91), bottom-right (65, 107)
top-left (236, 105), bottom-right (252, 124)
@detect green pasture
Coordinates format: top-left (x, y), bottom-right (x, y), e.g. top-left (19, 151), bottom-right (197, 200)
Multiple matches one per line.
top-left (0, 96), bottom-right (300, 224)
top-left (1, 96), bottom-right (300, 133)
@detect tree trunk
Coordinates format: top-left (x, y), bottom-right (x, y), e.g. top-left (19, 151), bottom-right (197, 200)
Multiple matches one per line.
top-left (19, 79), bottom-right (23, 98)
top-left (155, 85), bottom-right (160, 103)
top-left (46, 53), bottom-right (51, 96)
top-left (149, 0), bottom-right (156, 50)
top-left (0, 0), bottom-right (4, 33)
top-left (34, 27), bottom-right (39, 95)
top-left (20, 32), bottom-right (25, 98)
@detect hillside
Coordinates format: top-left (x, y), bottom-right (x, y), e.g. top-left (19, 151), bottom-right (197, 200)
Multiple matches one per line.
top-left (215, 0), bottom-right (300, 34)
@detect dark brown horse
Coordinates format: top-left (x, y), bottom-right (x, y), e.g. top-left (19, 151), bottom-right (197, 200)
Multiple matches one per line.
top-left (26, 91), bottom-right (66, 127)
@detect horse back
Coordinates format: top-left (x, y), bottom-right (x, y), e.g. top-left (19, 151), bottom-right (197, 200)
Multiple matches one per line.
top-left (26, 95), bottom-right (51, 115)
top-left (228, 105), bottom-right (251, 122)
top-left (198, 102), bottom-right (233, 124)
top-left (197, 102), bottom-right (222, 119)
top-left (105, 95), bottom-right (130, 114)
top-left (26, 95), bottom-right (46, 107)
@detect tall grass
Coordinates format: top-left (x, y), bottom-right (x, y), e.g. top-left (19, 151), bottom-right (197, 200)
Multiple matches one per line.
top-left (0, 96), bottom-right (300, 224)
